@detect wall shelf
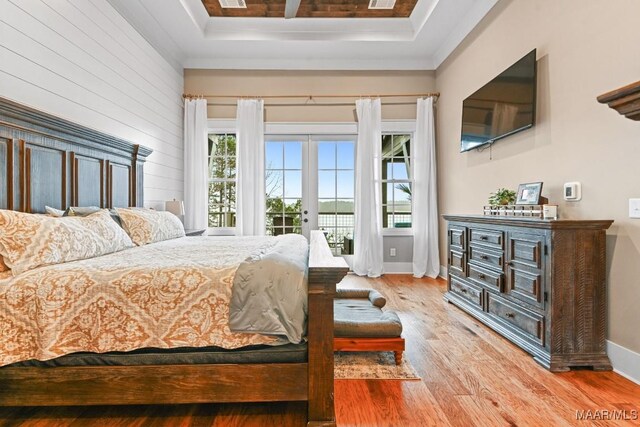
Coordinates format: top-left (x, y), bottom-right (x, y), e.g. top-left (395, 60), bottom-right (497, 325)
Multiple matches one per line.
top-left (597, 80), bottom-right (640, 121)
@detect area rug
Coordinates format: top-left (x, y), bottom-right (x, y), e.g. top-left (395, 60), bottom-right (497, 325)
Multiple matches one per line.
top-left (334, 352), bottom-right (421, 380)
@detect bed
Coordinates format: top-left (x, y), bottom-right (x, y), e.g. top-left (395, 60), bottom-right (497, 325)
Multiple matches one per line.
top-left (0, 97), bottom-right (348, 426)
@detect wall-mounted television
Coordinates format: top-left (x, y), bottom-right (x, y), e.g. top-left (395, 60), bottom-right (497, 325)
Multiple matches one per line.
top-left (460, 49), bottom-right (537, 152)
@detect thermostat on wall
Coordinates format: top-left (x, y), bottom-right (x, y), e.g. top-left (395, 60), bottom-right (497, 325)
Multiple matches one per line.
top-left (564, 182), bottom-right (582, 201)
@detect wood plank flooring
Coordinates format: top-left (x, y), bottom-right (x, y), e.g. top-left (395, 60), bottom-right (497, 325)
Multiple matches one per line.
top-left (0, 274), bottom-right (638, 426)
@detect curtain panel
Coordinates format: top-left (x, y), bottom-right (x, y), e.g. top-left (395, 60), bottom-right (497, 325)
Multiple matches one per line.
top-left (235, 99), bottom-right (266, 236)
top-left (412, 97), bottom-right (440, 278)
top-left (183, 98), bottom-right (209, 230)
top-left (353, 98), bottom-right (384, 277)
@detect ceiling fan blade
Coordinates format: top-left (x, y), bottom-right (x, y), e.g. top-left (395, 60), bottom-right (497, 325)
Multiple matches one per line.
top-left (284, 0), bottom-right (301, 19)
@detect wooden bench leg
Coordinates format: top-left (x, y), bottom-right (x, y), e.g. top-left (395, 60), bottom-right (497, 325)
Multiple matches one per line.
top-left (394, 351), bottom-right (403, 365)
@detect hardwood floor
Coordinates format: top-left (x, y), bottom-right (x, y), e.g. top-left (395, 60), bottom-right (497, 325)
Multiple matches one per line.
top-left (1, 275), bottom-right (638, 426)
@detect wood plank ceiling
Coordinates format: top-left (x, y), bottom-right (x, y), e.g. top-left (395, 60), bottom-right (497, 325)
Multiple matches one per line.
top-left (202, 0), bottom-right (419, 18)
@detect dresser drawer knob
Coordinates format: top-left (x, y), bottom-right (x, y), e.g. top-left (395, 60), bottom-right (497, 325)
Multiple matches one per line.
top-left (505, 312), bottom-right (515, 318)
top-left (478, 274), bottom-right (486, 279)
top-left (461, 289), bottom-right (468, 293)
top-left (480, 255), bottom-right (488, 260)
top-left (480, 236), bottom-right (488, 240)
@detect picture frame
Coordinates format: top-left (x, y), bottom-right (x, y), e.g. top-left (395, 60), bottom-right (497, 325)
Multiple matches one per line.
top-left (516, 182), bottom-right (544, 205)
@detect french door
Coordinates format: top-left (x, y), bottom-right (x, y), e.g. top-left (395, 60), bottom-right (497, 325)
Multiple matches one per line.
top-left (265, 135), bottom-right (356, 255)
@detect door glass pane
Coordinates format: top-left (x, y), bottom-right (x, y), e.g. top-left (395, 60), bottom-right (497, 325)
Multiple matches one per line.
top-left (318, 171), bottom-right (336, 198)
top-left (284, 142), bottom-right (302, 169)
top-left (284, 171), bottom-right (302, 198)
top-left (316, 140), bottom-right (355, 255)
top-left (266, 142), bottom-right (283, 169)
top-left (336, 171), bottom-right (354, 198)
top-left (265, 140), bottom-right (303, 236)
top-left (266, 170), bottom-right (284, 198)
top-left (318, 143), bottom-right (335, 169)
top-left (336, 143), bottom-right (354, 170)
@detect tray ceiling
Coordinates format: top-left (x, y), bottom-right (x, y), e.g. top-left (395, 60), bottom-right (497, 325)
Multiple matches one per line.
top-left (202, 0), bottom-right (420, 18)
top-left (107, 0), bottom-right (498, 71)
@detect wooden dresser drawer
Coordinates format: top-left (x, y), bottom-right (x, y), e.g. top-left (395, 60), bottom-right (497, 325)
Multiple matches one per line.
top-left (449, 276), bottom-right (483, 309)
top-left (448, 225), bottom-right (466, 251)
top-left (449, 250), bottom-right (466, 278)
top-left (509, 232), bottom-right (543, 268)
top-left (468, 263), bottom-right (503, 293)
top-left (507, 266), bottom-right (544, 309)
top-left (469, 246), bottom-right (504, 272)
top-left (486, 293), bottom-right (545, 346)
top-left (469, 227), bottom-right (504, 250)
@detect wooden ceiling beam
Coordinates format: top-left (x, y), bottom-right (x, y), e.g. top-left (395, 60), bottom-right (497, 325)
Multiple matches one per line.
top-left (202, 0), bottom-right (418, 18)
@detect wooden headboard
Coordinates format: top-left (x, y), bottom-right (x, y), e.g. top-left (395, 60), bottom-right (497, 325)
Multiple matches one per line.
top-left (0, 97), bottom-right (152, 213)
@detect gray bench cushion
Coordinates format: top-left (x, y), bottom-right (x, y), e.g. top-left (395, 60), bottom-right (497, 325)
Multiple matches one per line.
top-left (334, 289), bottom-right (403, 338)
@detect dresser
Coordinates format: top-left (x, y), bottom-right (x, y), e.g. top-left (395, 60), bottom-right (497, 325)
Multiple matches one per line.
top-left (443, 215), bottom-right (613, 372)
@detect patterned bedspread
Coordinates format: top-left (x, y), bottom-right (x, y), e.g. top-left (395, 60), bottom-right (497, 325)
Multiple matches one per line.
top-left (0, 236), bottom-right (302, 367)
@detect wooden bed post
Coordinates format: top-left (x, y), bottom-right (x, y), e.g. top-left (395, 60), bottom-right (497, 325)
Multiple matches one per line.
top-left (307, 231), bottom-right (349, 427)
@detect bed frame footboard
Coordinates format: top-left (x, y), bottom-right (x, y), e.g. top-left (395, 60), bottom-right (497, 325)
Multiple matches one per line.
top-left (307, 230), bottom-right (349, 426)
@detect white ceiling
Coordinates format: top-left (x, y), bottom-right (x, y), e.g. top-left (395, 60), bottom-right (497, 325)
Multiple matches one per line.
top-left (107, 0), bottom-right (498, 71)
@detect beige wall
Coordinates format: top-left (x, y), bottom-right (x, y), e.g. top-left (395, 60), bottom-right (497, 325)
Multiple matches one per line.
top-left (184, 70), bottom-right (435, 122)
top-left (436, 0), bottom-right (640, 352)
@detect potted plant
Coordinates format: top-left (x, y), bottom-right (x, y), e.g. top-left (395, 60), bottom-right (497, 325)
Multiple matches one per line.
top-left (488, 188), bottom-right (516, 206)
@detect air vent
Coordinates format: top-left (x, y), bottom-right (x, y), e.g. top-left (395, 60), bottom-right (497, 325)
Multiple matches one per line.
top-left (368, 0), bottom-right (396, 9)
top-left (219, 0), bottom-right (247, 9)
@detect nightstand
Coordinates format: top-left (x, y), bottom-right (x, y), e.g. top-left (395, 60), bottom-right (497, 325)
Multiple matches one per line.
top-left (185, 229), bottom-right (206, 236)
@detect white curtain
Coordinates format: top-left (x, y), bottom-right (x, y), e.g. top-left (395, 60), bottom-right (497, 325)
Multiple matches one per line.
top-left (183, 98), bottom-right (209, 230)
top-left (235, 99), bottom-right (266, 236)
top-left (353, 98), bottom-right (384, 277)
top-left (412, 97), bottom-right (440, 278)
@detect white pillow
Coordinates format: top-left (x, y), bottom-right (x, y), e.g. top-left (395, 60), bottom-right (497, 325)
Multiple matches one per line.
top-left (44, 205), bottom-right (65, 217)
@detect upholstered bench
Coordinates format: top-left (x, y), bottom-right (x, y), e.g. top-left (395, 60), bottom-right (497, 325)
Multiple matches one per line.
top-left (333, 288), bottom-right (405, 365)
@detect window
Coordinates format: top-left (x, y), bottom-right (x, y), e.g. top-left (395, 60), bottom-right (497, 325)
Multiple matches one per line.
top-left (208, 133), bottom-right (236, 228)
top-left (382, 133), bottom-right (412, 229)
top-left (318, 140), bottom-right (355, 255)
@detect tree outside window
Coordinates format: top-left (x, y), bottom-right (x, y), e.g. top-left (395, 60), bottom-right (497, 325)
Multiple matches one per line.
top-left (208, 133), bottom-right (236, 228)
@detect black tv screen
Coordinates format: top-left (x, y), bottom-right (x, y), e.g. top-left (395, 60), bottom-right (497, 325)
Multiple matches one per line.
top-left (461, 49), bottom-right (537, 152)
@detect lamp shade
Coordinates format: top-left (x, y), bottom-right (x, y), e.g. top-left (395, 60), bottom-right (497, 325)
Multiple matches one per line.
top-left (165, 200), bottom-right (185, 216)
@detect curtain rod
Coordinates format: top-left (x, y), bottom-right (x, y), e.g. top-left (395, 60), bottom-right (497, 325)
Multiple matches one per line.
top-left (182, 92), bottom-right (439, 101)
top-left (202, 101), bottom-right (422, 107)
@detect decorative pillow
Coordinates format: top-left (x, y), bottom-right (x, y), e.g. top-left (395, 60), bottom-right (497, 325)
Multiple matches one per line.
top-left (0, 209), bottom-right (134, 276)
top-left (116, 207), bottom-right (185, 246)
top-left (65, 206), bottom-right (123, 228)
top-left (44, 206), bottom-right (65, 217)
top-left (64, 206), bottom-right (101, 216)
top-left (0, 256), bottom-right (8, 272)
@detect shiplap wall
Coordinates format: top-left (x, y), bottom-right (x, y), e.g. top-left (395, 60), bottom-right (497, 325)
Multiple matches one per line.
top-left (0, 0), bottom-right (184, 208)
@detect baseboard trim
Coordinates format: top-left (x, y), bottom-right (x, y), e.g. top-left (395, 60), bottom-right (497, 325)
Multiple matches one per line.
top-left (383, 262), bottom-right (413, 274)
top-left (439, 265), bottom-right (447, 280)
top-left (607, 340), bottom-right (640, 385)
